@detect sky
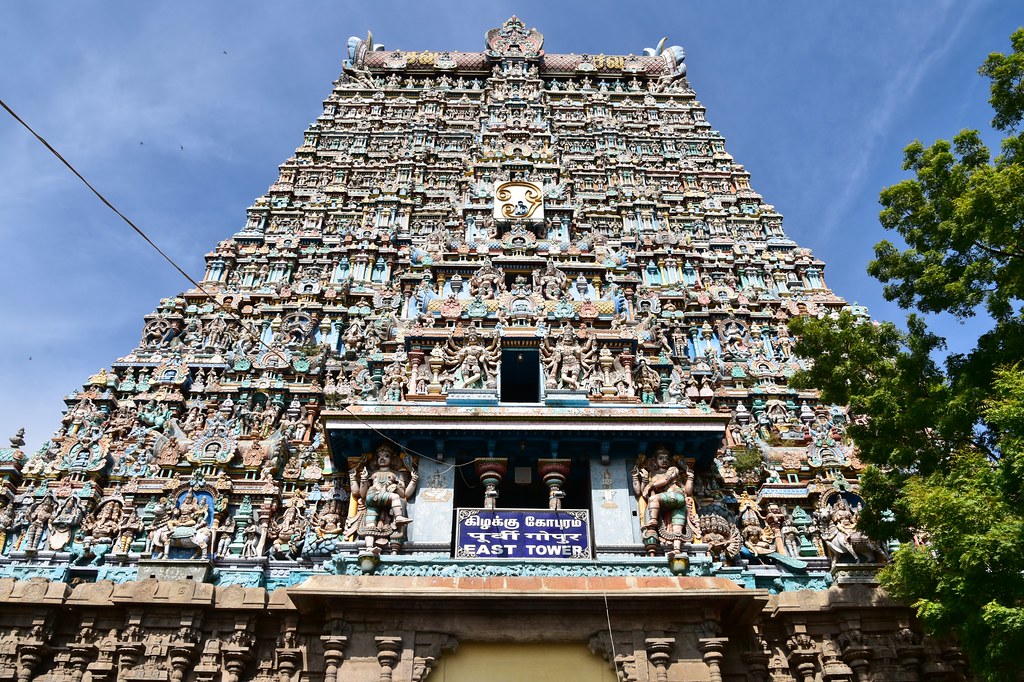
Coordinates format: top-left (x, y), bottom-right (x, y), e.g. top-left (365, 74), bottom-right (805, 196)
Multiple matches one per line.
top-left (1, 1), bottom-right (1020, 455)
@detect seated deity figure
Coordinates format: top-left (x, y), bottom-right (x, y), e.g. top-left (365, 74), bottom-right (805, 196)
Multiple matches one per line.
top-left (350, 444), bottom-right (419, 552)
top-left (361, 444), bottom-right (416, 526)
top-left (90, 502), bottom-right (122, 544)
top-left (632, 445), bottom-right (692, 556)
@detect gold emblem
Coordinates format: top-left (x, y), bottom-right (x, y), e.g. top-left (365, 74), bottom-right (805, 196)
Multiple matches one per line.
top-left (493, 181), bottom-right (544, 221)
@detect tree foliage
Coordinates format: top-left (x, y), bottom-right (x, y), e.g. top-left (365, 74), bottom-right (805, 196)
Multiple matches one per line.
top-left (790, 29), bottom-right (1024, 681)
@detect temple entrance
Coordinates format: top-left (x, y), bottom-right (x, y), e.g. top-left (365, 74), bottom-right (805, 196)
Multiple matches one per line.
top-left (433, 642), bottom-right (615, 682)
top-left (500, 349), bottom-right (540, 402)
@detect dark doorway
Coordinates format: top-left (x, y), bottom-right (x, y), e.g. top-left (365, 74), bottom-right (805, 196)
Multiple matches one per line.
top-left (500, 349), bottom-right (540, 403)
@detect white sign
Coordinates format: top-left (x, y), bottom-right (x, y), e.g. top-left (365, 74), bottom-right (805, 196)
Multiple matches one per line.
top-left (493, 181), bottom-right (544, 222)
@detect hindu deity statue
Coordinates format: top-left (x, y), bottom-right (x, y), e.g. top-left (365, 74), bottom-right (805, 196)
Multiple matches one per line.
top-left (148, 491), bottom-right (214, 560)
top-left (20, 495), bottom-right (57, 552)
top-left (541, 325), bottom-right (596, 391)
top-left (349, 443), bottom-right (418, 553)
top-left (267, 490), bottom-right (308, 559)
top-left (632, 445), bottom-right (693, 557)
top-left (442, 328), bottom-right (500, 390)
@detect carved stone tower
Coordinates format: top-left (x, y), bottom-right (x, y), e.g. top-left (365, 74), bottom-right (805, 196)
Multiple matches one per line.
top-left (0, 17), bottom-right (964, 682)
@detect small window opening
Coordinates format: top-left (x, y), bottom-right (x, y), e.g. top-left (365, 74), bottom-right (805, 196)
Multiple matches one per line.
top-left (501, 349), bottom-right (540, 403)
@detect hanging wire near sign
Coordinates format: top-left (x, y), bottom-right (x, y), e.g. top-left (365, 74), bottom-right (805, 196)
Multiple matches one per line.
top-left (336, 404), bottom-right (480, 471)
top-left (602, 588), bottom-right (622, 679)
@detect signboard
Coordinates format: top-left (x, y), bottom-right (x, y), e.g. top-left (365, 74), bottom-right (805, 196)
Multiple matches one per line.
top-left (493, 181), bottom-right (544, 222)
top-left (454, 508), bottom-right (592, 559)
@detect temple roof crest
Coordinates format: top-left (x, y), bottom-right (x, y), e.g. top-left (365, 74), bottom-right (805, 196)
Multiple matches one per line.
top-left (485, 16), bottom-right (544, 59)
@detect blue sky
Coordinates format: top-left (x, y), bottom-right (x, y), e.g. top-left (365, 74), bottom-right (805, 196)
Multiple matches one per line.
top-left (1, 1), bottom-right (1020, 454)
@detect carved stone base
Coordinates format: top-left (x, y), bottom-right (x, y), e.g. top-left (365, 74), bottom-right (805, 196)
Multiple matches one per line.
top-left (543, 390), bottom-right (590, 406)
top-left (831, 562), bottom-right (883, 585)
top-left (445, 389), bottom-right (499, 406)
top-left (137, 559), bottom-right (212, 582)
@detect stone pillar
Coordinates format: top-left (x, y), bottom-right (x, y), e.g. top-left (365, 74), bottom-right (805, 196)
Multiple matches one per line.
top-left (321, 635), bottom-right (349, 682)
top-left (699, 637), bottom-right (728, 682)
top-left (895, 637), bottom-right (924, 681)
top-left (222, 645), bottom-right (252, 682)
top-left (117, 641), bottom-right (145, 679)
top-left (276, 648), bottom-right (302, 682)
top-left (167, 641), bottom-right (197, 682)
top-left (407, 351), bottom-right (424, 394)
top-left (785, 634), bottom-right (818, 682)
top-left (376, 636), bottom-right (403, 682)
top-left (537, 458), bottom-right (570, 510)
top-left (16, 642), bottom-right (49, 682)
top-left (838, 633), bottom-right (872, 682)
top-left (67, 642), bottom-right (97, 682)
top-left (742, 643), bottom-right (770, 682)
top-left (474, 458), bottom-right (507, 510)
top-left (645, 637), bottom-right (674, 682)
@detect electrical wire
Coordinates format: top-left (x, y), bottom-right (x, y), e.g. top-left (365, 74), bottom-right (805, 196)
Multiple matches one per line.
top-left (0, 97), bottom-right (290, 366)
top-left (337, 403), bottom-right (478, 470)
top-left (602, 588), bottom-right (622, 680)
top-left (1, 96), bottom-right (474, 470)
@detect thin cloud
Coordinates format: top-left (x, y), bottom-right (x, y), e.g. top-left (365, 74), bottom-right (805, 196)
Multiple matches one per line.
top-left (819, 1), bottom-right (977, 239)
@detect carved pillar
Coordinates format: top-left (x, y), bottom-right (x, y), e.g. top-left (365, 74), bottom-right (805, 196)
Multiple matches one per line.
top-left (222, 645), bottom-right (253, 682)
top-left (894, 638), bottom-right (924, 681)
top-left (116, 641), bottom-right (144, 679)
top-left (276, 648), bottom-right (303, 682)
top-left (838, 631), bottom-right (872, 682)
top-left (408, 351), bottom-right (424, 394)
top-left (474, 458), bottom-right (507, 510)
top-left (427, 351), bottom-right (445, 394)
top-left (785, 634), bottom-right (818, 682)
top-left (742, 637), bottom-right (770, 682)
top-left (698, 637), bottom-right (728, 682)
top-left (537, 459), bottom-right (571, 510)
top-left (645, 637), bottom-right (675, 682)
top-left (321, 635), bottom-right (349, 682)
top-left (167, 641), bottom-right (197, 682)
top-left (376, 636), bottom-right (403, 682)
top-left (16, 642), bottom-right (50, 682)
top-left (67, 642), bottom-right (97, 682)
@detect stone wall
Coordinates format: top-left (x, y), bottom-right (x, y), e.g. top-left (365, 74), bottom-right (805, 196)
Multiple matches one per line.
top-left (0, 576), bottom-right (967, 681)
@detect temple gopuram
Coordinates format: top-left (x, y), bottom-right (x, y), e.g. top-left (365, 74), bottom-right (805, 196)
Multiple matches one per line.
top-left (0, 18), bottom-right (966, 682)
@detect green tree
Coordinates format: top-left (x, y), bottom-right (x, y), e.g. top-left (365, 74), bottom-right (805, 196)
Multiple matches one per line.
top-left (790, 29), bottom-right (1024, 681)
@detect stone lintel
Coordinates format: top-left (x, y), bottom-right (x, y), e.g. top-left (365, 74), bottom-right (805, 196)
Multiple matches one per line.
top-left (287, 574), bottom-right (768, 621)
top-left (323, 403), bottom-right (731, 433)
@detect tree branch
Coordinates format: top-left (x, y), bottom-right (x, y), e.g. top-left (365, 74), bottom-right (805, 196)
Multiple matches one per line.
top-left (974, 239), bottom-right (1024, 260)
